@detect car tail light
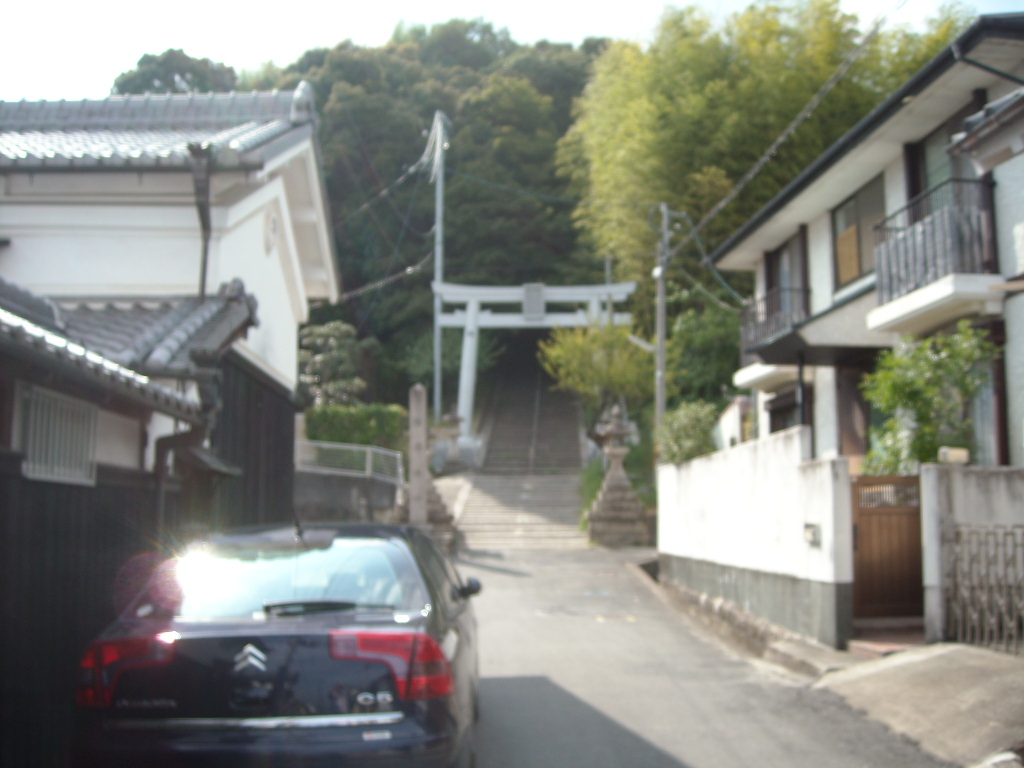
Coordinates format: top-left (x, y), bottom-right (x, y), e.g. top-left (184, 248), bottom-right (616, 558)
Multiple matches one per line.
top-left (76, 632), bottom-right (178, 707)
top-left (329, 630), bottom-right (454, 700)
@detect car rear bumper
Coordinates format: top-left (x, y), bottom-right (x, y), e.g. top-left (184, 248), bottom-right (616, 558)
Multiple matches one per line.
top-left (72, 716), bottom-right (466, 768)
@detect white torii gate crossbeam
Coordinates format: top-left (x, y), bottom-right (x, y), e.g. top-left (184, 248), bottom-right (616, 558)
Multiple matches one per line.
top-left (433, 280), bottom-right (636, 463)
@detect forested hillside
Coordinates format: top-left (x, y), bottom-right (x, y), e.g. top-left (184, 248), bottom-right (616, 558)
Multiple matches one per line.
top-left (115, 2), bottom-right (968, 411)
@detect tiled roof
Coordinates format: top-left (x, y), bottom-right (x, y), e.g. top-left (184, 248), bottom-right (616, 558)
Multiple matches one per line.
top-left (55, 279), bottom-right (259, 377)
top-left (0, 82), bottom-right (316, 170)
top-left (0, 302), bottom-right (203, 425)
top-left (956, 87), bottom-right (1024, 142)
top-left (0, 276), bottom-right (259, 424)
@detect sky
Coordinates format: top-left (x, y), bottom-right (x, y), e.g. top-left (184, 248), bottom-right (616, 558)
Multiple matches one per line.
top-left (2, 0), bottom-right (1020, 103)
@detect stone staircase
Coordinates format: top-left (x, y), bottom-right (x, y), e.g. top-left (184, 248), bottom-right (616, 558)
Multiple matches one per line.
top-left (454, 474), bottom-right (590, 550)
top-left (483, 367), bottom-right (583, 474)
top-left (442, 360), bottom-right (591, 550)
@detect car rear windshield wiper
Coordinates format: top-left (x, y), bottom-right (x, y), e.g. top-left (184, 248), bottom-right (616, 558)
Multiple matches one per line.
top-left (263, 600), bottom-right (394, 617)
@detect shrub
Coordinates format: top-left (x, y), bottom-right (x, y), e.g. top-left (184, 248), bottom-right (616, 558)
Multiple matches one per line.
top-left (304, 403), bottom-right (408, 450)
top-left (656, 400), bottom-right (719, 464)
top-left (860, 319), bottom-right (998, 474)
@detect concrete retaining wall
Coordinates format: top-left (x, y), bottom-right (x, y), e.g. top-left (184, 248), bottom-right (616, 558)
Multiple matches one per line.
top-left (657, 425), bottom-right (854, 647)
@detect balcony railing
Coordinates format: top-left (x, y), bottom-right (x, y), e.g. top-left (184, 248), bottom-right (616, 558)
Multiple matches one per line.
top-left (874, 178), bottom-right (995, 305)
top-left (740, 287), bottom-right (810, 355)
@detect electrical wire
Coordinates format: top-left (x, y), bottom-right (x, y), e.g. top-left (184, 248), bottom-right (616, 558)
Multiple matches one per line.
top-left (337, 251), bottom-right (433, 303)
top-left (677, 8), bottom-right (898, 251)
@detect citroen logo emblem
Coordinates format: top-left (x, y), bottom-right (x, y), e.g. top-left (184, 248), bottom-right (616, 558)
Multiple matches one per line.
top-left (233, 643), bottom-right (268, 673)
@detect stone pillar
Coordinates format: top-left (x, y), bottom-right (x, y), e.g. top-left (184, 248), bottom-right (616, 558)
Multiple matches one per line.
top-left (587, 406), bottom-right (650, 547)
top-left (408, 384), bottom-right (429, 525)
top-left (407, 384), bottom-right (456, 548)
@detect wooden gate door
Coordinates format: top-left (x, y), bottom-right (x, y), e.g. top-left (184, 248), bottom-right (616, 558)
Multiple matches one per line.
top-left (852, 476), bottom-right (924, 618)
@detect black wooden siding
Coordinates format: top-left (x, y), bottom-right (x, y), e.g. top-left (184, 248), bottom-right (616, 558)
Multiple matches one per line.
top-left (211, 352), bottom-right (297, 528)
top-left (0, 353), bottom-right (297, 766)
top-left (0, 454), bottom-right (177, 767)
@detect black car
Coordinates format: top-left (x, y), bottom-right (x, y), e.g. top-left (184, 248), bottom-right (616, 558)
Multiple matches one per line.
top-left (72, 523), bottom-right (481, 768)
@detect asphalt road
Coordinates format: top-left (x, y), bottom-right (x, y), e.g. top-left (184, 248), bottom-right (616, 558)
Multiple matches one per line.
top-left (456, 546), bottom-right (954, 768)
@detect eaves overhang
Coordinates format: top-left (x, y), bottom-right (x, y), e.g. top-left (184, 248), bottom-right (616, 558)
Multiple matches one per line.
top-left (948, 87), bottom-right (1024, 173)
top-left (0, 306), bottom-right (204, 425)
top-left (746, 287), bottom-right (895, 366)
top-left (712, 13), bottom-right (1024, 270)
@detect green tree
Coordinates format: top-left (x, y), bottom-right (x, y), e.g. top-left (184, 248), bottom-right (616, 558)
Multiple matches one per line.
top-left (283, 27), bottom-right (602, 405)
top-left (561, 0), bottom-right (965, 326)
top-left (537, 324), bottom-right (653, 437)
top-left (666, 299), bottom-right (741, 407)
top-left (559, 0), bottom-right (966, 429)
top-left (297, 320), bottom-right (370, 408)
top-left (113, 49), bottom-right (237, 94)
top-left (859, 320), bottom-right (999, 475)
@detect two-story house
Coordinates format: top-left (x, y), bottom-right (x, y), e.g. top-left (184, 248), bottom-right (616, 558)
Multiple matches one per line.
top-left (657, 14), bottom-right (1024, 652)
top-left (0, 83), bottom-right (339, 766)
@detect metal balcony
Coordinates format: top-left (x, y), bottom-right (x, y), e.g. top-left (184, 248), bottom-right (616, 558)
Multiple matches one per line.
top-left (740, 287), bottom-right (810, 355)
top-left (874, 179), bottom-right (996, 305)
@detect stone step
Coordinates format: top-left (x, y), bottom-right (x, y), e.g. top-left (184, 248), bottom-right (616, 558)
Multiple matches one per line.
top-left (448, 472), bottom-right (591, 550)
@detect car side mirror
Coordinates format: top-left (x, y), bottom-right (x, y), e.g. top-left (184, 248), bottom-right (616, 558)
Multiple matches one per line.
top-left (457, 577), bottom-right (482, 599)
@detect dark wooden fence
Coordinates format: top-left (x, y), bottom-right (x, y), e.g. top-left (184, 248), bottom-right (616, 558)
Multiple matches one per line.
top-left (0, 451), bottom-right (178, 767)
top-left (0, 354), bottom-right (298, 766)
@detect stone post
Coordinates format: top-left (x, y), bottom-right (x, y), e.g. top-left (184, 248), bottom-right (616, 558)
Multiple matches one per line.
top-left (586, 406), bottom-right (649, 547)
top-left (408, 384), bottom-right (429, 525)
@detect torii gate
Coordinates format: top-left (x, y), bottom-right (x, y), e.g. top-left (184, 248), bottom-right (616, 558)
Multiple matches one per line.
top-left (434, 279), bottom-right (636, 462)
top-left (416, 111), bottom-right (637, 462)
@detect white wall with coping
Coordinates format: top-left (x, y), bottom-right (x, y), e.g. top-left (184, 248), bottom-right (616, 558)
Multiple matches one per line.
top-left (1, 152), bottom-right (330, 475)
top-left (95, 411), bottom-right (144, 469)
top-left (920, 464), bottom-right (1024, 641)
top-left (657, 425), bottom-right (853, 584)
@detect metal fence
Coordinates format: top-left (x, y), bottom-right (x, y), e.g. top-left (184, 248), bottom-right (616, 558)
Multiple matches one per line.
top-left (295, 440), bottom-right (405, 487)
top-left (945, 524), bottom-right (1024, 654)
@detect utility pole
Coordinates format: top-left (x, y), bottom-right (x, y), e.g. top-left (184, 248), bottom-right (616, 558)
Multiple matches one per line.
top-left (654, 203), bottom-right (670, 432)
top-left (418, 111), bottom-right (449, 424)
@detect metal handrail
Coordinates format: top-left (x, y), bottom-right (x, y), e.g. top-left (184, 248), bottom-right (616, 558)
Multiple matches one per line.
top-left (740, 287), bottom-right (810, 352)
top-left (294, 440), bottom-right (405, 488)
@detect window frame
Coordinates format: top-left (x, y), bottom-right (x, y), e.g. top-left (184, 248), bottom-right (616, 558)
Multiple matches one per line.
top-left (13, 382), bottom-right (98, 486)
top-left (831, 174), bottom-right (885, 291)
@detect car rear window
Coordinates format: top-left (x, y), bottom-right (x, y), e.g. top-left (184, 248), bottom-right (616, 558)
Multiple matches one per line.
top-left (133, 537), bottom-right (428, 620)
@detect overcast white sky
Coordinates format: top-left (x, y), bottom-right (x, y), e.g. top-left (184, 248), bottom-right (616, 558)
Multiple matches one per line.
top-left (2, 0), bottom-right (1020, 102)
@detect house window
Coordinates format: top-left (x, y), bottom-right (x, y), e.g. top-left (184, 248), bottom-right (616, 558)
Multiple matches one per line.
top-left (832, 174), bottom-right (885, 289)
top-left (765, 230), bottom-right (807, 316)
top-left (910, 100), bottom-right (981, 198)
top-left (13, 383), bottom-right (97, 486)
top-left (766, 386), bottom-right (813, 434)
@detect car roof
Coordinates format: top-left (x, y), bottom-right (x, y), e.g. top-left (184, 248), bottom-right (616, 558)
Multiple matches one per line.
top-left (202, 522), bottom-right (423, 549)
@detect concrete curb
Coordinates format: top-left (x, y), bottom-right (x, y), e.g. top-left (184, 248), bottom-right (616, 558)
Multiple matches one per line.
top-left (970, 753), bottom-right (1024, 768)
top-left (628, 558), bottom-right (1024, 768)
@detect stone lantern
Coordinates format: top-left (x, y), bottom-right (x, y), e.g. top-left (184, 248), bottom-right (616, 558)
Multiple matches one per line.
top-left (586, 405), bottom-right (649, 546)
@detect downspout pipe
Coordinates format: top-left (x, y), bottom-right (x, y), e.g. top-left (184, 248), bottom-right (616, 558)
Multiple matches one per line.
top-left (188, 143), bottom-right (214, 300)
top-left (155, 428), bottom-right (205, 537)
top-left (155, 359), bottom-right (223, 538)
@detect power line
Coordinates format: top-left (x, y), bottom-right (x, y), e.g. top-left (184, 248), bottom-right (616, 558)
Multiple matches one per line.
top-left (681, 9), bottom-right (896, 249)
top-left (337, 251), bottom-right (433, 303)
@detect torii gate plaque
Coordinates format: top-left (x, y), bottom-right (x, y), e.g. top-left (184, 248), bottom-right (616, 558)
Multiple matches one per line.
top-left (433, 279), bottom-right (636, 465)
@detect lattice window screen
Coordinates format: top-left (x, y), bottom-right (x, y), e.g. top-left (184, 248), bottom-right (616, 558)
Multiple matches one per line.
top-left (15, 383), bottom-right (97, 486)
